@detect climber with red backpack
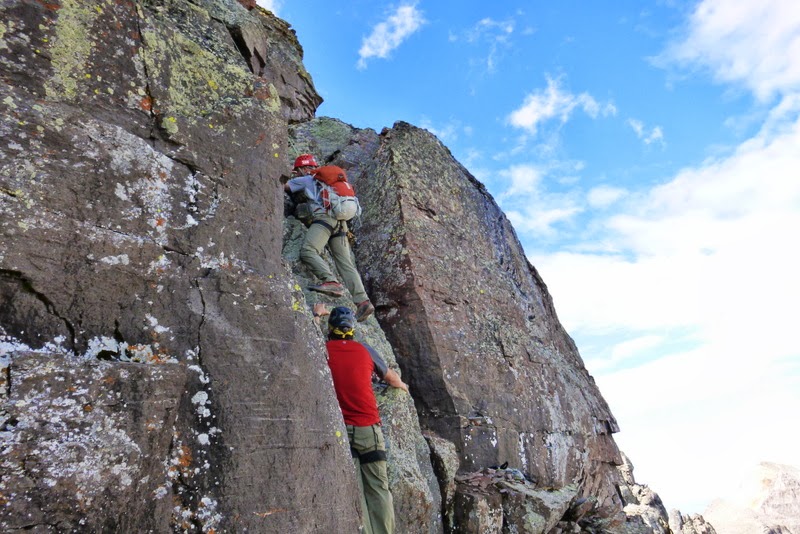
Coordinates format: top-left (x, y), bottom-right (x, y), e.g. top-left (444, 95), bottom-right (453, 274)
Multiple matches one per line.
top-left (284, 154), bottom-right (375, 322)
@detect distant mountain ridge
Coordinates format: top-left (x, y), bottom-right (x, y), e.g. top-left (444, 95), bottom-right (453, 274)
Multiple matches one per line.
top-left (703, 462), bottom-right (800, 534)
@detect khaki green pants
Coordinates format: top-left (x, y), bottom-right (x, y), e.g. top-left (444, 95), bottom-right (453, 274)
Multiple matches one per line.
top-left (347, 424), bottom-right (395, 534)
top-left (299, 215), bottom-right (368, 303)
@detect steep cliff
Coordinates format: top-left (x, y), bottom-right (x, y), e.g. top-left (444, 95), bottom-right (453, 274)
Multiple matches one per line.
top-left (2, 1), bottom-right (671, 532)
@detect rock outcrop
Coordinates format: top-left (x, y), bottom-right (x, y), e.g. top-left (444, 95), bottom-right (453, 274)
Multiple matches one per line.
top-left (669, 510), bottom-right (717, 534)
top-left (289, 118), bottom-right (674, 532)
top-left (2, 1), bottom-right (674, 532)
top-left (703, 463), bottom-right (800, 534)
top-left (615, 452), bottom-right (672, 533)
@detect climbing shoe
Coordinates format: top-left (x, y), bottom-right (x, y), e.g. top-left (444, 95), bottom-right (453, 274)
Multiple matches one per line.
top-left (355, 300), bottom-right (374, 322)
top-left (308, 281), bottom-right (345, 298)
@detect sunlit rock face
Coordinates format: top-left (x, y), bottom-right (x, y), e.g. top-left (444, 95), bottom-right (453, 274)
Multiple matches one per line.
top-left (1, 1), bottom-right (357, 532)
top-left (703, 463), bottom-right (800, 534)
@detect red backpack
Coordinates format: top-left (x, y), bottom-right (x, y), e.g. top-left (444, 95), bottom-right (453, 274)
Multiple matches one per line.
top-left (312, 166), bottom-right (362, 221)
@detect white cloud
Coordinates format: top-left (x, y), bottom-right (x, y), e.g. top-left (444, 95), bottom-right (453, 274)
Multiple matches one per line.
top-left (255, 0), bottom-right (281, 14)
top-left (529, 104), bottom-right (800, 513)
top-left (537, 106), bottom-right (800, 334)
top-left (357, 4), bottom-right (426, 69)
top-left (610, 335), bottom-right (664, 361)
top-left (497, 164), bottom-right (582, 237)
top-left (507, 206), bottom-right (581, 237)
top-left (660, 0), bottom-right (800, 101)
top-left (508, 76), bottom-right (616, 136)
top-left (598, 345), bottom-right (800, 513)
top-left (627, 118), bottom-right (665, 146)
top-left (587, 185), bottom-right (627, 208)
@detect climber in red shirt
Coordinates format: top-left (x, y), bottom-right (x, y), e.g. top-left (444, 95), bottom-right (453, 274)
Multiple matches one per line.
top-left (314, 303), bottom-right (408, 534)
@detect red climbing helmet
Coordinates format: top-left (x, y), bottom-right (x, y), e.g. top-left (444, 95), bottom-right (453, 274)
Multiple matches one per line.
top-left (293, 154), bottom-right (318, 169)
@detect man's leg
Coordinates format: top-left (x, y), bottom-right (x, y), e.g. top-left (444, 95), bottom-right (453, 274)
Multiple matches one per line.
top-left (299, 219), bottom-right (336, 282)
top-left (328, 232), bottom-right (369, 303)
top-left (348, 425), bottom-right (374, 534)
top-left (353, 425), bottom-right (395, 534)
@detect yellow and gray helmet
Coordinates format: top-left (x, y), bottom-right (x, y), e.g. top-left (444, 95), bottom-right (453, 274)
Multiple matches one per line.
top-left (328, 306), bottom-right (356, 337)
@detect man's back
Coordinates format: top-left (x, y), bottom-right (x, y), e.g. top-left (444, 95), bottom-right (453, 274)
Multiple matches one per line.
top-left (326, 339), bottom-right (380, 427)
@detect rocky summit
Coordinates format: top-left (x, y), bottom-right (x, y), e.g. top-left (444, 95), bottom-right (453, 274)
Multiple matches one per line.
top-left (2, 1), bottom-right (675, 532)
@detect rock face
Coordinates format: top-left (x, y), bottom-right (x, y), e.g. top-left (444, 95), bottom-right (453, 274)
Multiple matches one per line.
top-left (1, 1), bottom-right (358, 532)
top-left (703, 463), bottom-right (800, 534)
top-left (2, 2), bottom-right (673, 532)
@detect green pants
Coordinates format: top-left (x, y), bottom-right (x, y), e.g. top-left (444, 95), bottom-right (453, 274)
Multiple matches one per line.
top-left (347, 424), bottom-right (395, 534)
top-left (300, 214), bottom-right (368, 303)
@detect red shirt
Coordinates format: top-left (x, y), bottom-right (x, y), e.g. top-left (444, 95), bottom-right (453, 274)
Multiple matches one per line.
top-left (326, 339), bottom-right (383, 426)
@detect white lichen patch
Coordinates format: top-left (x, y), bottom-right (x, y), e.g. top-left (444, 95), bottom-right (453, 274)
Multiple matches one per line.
top-left (153, 485), bottom-right (169, 499)
top-left (86, 336), bottom-right (122, 358)
top-left (194, 249), bottom-right (246, 271)
top-left (147, 254), bottom-right (171, 275)
top-left (518, 433), bottom-right (529, 473)
top-left (196, 496), bottom-right (223, 531)
top-left (145, 314), bottom-right (170, 334)
top-left (0, 336), bottom-right (34, 357)
top-left (188, 364), bottom-right (209, 384)
top-left (191, 390), bottom-right (211, 419)
top-left (76, 119), bottom-right (175, 244)
top-left (100, 254), bottom-right (130, 265)
top-left (5, 369), bottom-right (144, 506)
top-left (81, 336), bottom-right (176, 364)
top-left (114, 182), bottom-right (129, 201)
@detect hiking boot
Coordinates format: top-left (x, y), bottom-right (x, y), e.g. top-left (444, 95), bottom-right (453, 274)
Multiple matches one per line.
top-left (355, 300), bottom-right (374, 322)
top-left (308, 281), bottom-right (345, 298)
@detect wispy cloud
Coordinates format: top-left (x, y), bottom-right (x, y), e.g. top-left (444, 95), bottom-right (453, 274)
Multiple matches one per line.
top-left (451, 17), bottom-right (516, 73)
top-left (587, 185), bottom-right (628, 208)
top-left (627, 118), bottom-right (665, 146)
top-left (255, 0), bottom-right (281, 14)
top-left (496, 163), bottom-right (583, 237)
top-left (658, 0), bottom-right (800, 101)
top-left (508, 76), bottom-right (616, 136)
top-left (419, 118), bottom-right (468, 143)
top-left (357, 4), bottom-right (426, 70)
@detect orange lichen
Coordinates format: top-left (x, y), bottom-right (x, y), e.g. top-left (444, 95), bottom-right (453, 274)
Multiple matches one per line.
top-left (177, 445), bottom-right (192, 467)
top-left (139, 96), bottom-right (153, 111)
top-left (255, 508), bottom-right (288, 517)
top-left (34, 0), bottom-right (60, 10)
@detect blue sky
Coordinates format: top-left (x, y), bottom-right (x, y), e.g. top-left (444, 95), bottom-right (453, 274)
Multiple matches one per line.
top-left (262, 0), bottom-right (800, 514)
